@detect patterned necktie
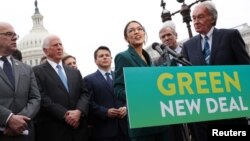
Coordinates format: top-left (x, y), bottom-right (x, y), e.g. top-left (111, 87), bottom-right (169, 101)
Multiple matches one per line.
top-left (105, 72), bottom-right (113, 88)
top-left (203, 36), bottom-right (210, 64)
top-left (1, 57), bottom-right (15, 86)
top-left (56, 65), bottom-right (69, 91)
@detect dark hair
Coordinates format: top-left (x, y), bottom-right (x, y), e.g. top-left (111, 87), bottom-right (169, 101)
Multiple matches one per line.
top-left (123, 20), bottom-right (144, 39)
top-left (62, 55), bottom-right (76, 64)
top-left (94, 46), bottom-right (111, 60)
top-left (12, 49), bottom-right (22, 61)
top-left (40, 56), bottom-right (47, 64)
top-left (123, 20), bottom-right (147, 44)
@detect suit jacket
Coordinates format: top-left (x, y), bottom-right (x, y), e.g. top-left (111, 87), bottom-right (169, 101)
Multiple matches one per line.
top-left (33, 62), bottom-right (90, 141)
top-left (114, 46), bottom-right (168, 138)
top-left (182, 28), bottom-right (250, 141)
top-left (182, 28), bottom-right (250, 65)
top-left (83, 70), bottom-right (128, 139)
top-left (0, 58), bottom-right (40, 141)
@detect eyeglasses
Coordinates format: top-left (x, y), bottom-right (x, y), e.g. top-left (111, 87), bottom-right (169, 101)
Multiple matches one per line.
top-left (127, 27), bottom-right (144, 34)
top-left (0, 32), bottom-right (19, 40)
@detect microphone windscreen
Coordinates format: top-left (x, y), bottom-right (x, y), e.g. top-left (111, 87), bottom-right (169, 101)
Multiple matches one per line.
top-left (152, 42), bottom-right (160, 50)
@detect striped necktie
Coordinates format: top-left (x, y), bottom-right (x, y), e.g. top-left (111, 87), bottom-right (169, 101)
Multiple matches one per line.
top-left (203, 36), bottom-right (210, 64)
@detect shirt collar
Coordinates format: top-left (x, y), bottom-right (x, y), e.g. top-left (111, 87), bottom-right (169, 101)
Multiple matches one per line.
top-left (0, 55), bottom-right (12, 63)
top-left (175, 46), bottom-right (182, 54)
top-left (47, 59), bottom-right (63, 69)
top-left (98, 69), bottom-right (112, 76)
top-left (201, 26), bottom-right (214, 39)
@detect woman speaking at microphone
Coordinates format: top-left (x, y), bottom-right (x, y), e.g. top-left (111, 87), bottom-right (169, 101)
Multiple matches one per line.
top-left (114, 20), bottom-right (169, 141)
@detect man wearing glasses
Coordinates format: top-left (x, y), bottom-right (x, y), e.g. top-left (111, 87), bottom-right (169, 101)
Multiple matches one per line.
top-left (0, 22), bottom-right (41, 141)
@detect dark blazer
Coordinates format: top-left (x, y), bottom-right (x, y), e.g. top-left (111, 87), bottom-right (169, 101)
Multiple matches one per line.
top-left (0, 58), bottom-right (40, 141)
top-left (182, 28), bottom-right (250, 141)
top-left (83, 70), bottom-right (128, 140)
top-left (182, 28), bottom-right (250, 65)
top-left (114, 46), bottom-right (168, 138)
top-left (33, 62), bottom-right (90, 141)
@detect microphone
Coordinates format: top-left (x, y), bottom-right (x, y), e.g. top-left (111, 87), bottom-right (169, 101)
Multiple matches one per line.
top-left (160, 44), bottom-right (192, 66)
top-left (152, 42), bottom-right (164, 56)
top-left (152, 42), bottom-right (171, 66)
top-left (160, 44), bottom-right (181, 58)
top-left (153, 42), bottom-right (192, 66)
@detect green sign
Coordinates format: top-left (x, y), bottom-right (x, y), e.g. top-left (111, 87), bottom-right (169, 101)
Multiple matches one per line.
top-left (124, 65), bottom-right (250, 129)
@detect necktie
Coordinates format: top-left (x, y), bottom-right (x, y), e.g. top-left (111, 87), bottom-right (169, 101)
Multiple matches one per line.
top-left (1, 57), bottom-right (15, 86)
top-left (105, 72), bottom-right (113, 88)
top-left (203, 36), bottom-right (210, 64)
top-left (56, 65), bottom-right (69, 91)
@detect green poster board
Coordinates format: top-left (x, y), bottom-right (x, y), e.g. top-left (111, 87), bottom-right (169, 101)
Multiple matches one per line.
top-left (124, 65), bottom-right (250, 129)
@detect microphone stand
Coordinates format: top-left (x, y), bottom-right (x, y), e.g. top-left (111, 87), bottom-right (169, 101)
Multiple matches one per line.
top-left (162, 52), bottom-right (171, 66)
top-left (172, 55), bottom-right (192, 66)
top-left (164, 47), bottom-right (192, 141)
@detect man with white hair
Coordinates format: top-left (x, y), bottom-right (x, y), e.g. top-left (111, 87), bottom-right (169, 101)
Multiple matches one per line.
top-left (182, 1), bottom-right (250, 141)
top-left (33, 34), bottom-right (90, 141)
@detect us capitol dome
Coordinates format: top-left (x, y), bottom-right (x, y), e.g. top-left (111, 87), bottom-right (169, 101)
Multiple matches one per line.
top-left (17, 0), bottom-right (49, 66)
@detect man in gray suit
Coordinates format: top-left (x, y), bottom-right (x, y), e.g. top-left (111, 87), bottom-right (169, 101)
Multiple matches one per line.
top-left (0, 22), bottom-right (41, 141)
top-left (33, 34), bottom-right (90, 141)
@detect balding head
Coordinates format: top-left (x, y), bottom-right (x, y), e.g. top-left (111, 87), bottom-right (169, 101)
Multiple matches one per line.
top-left (0, 22), bottom-right (17, 56)
top-left (0, 22), bottom-right (13, 30)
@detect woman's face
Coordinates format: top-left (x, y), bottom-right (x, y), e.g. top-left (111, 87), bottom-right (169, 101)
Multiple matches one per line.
top-left (125, 22), bottom-right (145, 47)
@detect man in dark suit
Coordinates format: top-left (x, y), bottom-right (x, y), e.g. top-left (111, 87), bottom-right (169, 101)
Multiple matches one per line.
top-left (0, 22), bottom-right (40, 141)
top-left (83, 46), bottom-right (129, 141)
top-left (182, 1), bottom-right (250, 141)
top-left (33, 34), bottom-right (90, 141)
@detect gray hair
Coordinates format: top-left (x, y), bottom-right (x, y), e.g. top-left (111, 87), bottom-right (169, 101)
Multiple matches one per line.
top-left (159, 21), bottom-right (177, 37)
top-left (197, 1), bottom-right (218, 26)
top-left (42, 34), bottom-right (59, 48)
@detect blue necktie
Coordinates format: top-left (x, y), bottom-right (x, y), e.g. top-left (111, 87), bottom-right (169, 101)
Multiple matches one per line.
top-left (105, 72), bottom-right (113, 88)
top-left (1, 57), bottom-right (15, 86)
top-left (203, 36), bottom-right (210, 64)
top-left (56, 65), bottom-right (68, 91)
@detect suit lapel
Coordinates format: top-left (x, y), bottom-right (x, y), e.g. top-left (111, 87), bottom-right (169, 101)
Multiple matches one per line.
top-left (128, 47), bottom-right (150, 66)
top-left (210, 28), bottom-right (220, 65)
top-left (196, 35), bottom-right (207, 64)
top-left (44, 62), bottom-right (68, 93)
top-left (64, 65), bottom-right (71, 93)
top-left (0, 58), bottom-right (17, 90)
top-left (0, 67), bottom-right (13, 88)
top-left (96, 70), bottom-right (114, 94)
top-left (12, 59), bottom-right (20, 90)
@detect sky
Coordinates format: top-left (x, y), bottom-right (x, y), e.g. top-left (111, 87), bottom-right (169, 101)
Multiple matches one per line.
top-left (0, 0), bottom-right (250, 76)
